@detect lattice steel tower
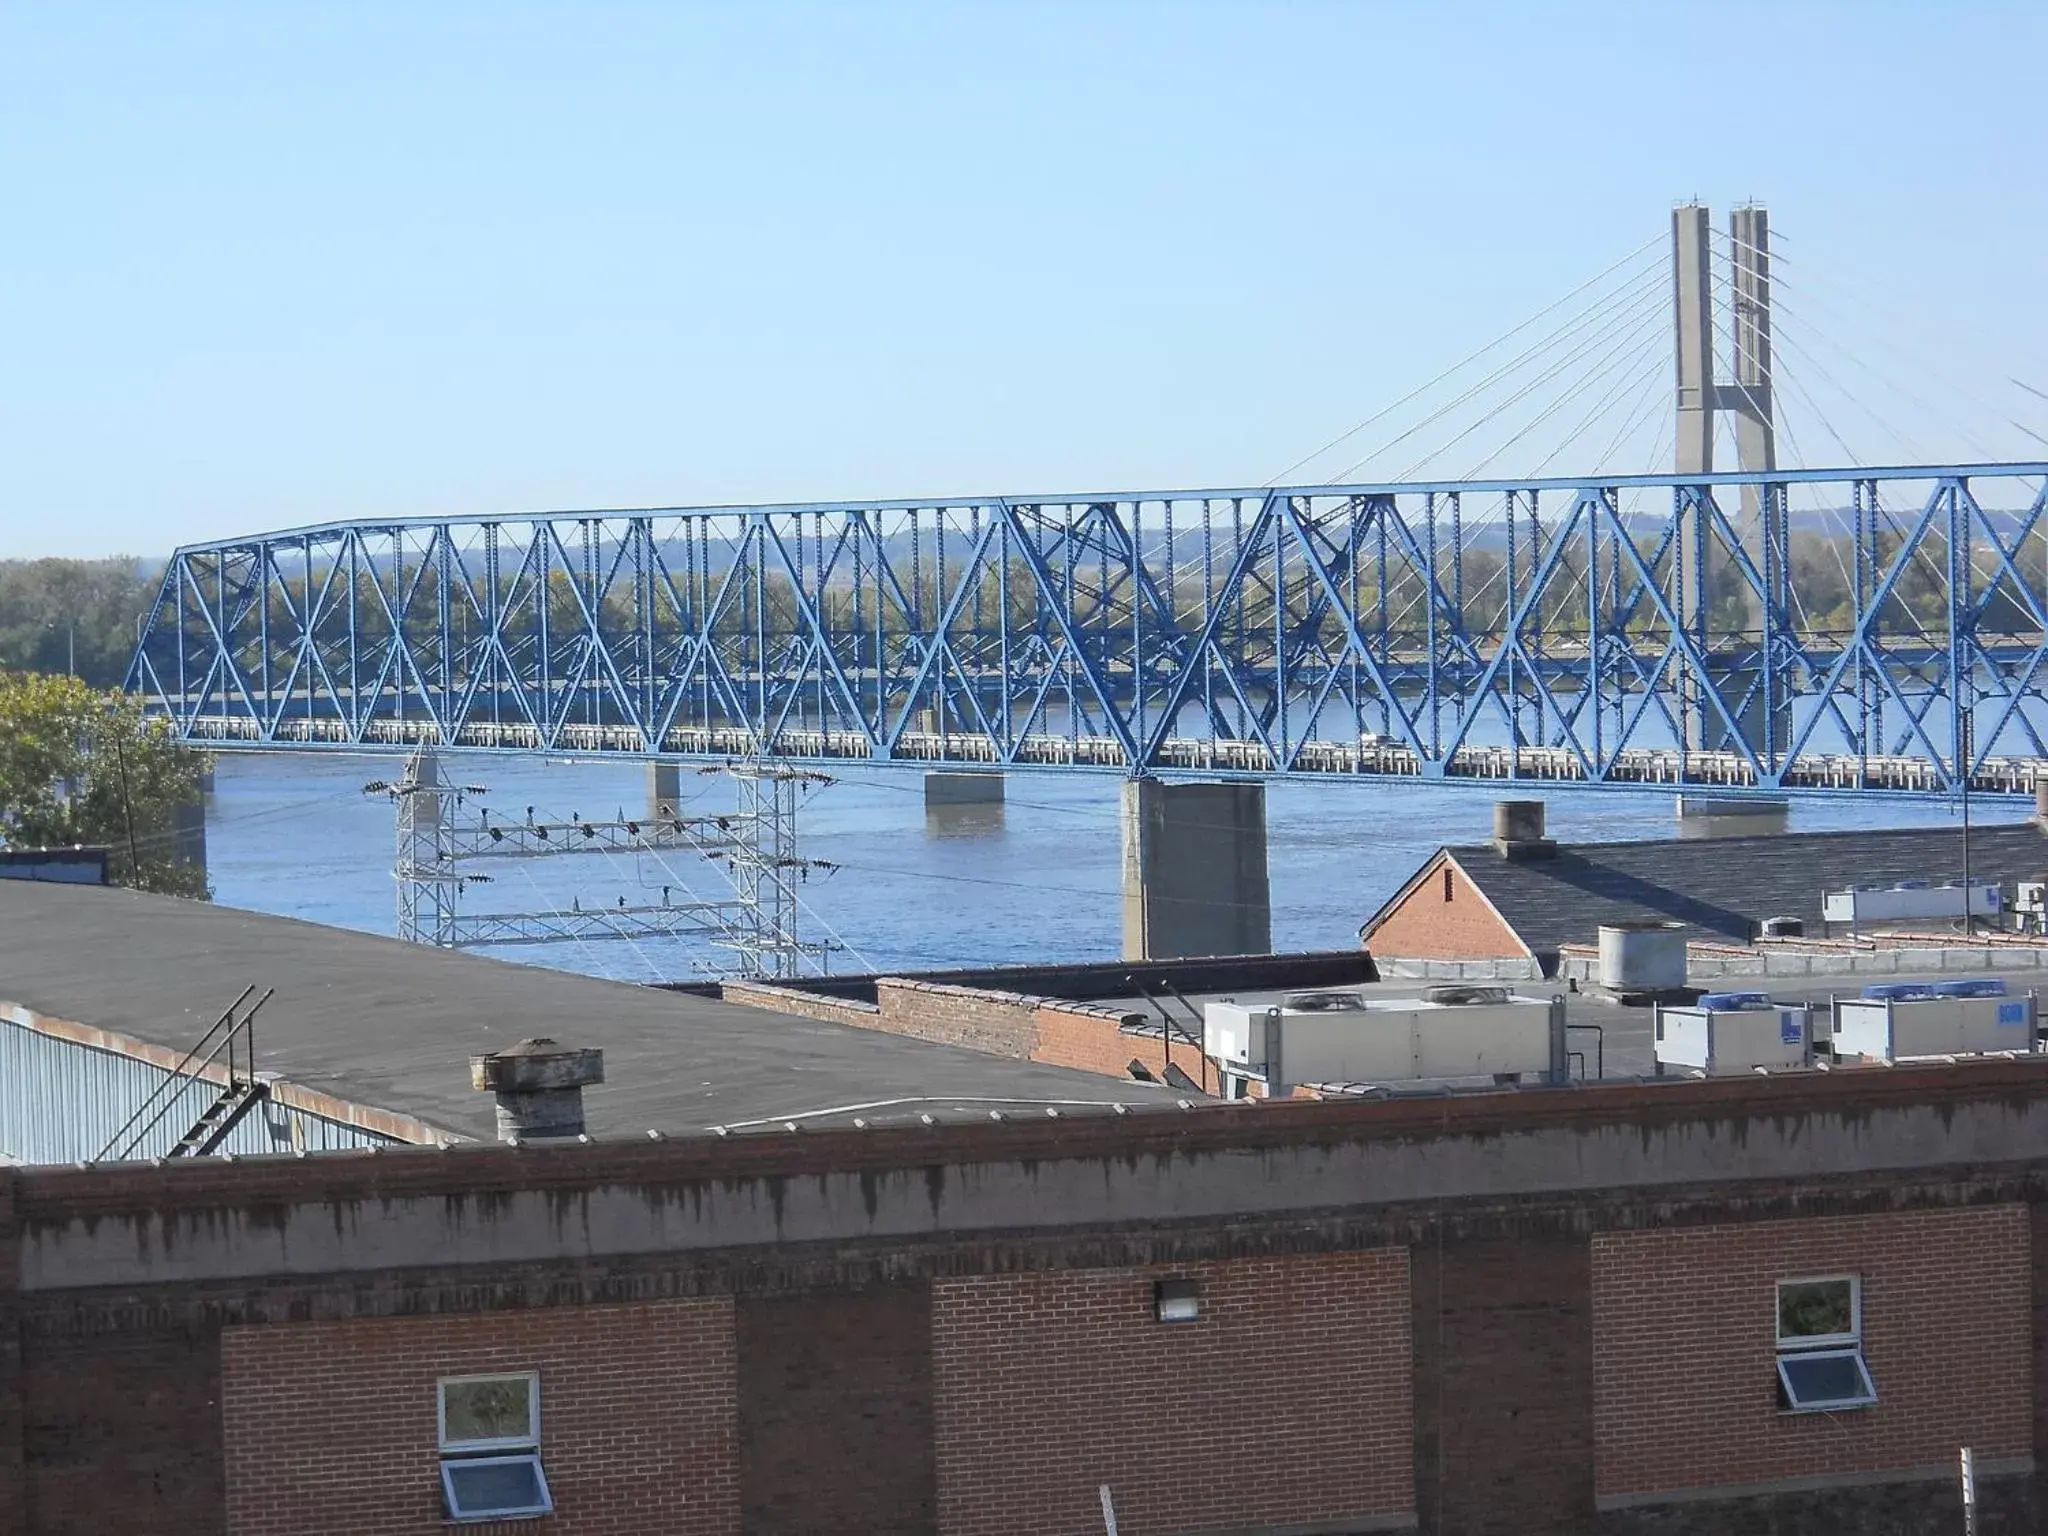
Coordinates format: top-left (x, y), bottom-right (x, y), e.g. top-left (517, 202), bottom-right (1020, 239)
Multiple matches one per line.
top-left (378, 749), bottom-right (836, 978)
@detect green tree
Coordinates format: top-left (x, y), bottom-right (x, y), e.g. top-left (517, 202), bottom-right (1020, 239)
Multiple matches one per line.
top-left (0, 673), bottom-right (211, 898)
top-left (0, 558), bottom-right (157, 686)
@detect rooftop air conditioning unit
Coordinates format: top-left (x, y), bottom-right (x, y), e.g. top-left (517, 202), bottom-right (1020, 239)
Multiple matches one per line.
top-left (1654, 994), bottom-right (1810, 1076)
top-left (1830, 978), bottom-right (2034, 1061)
top-left (1281, 991), bottom-right (1367, 1012)
top-left (1202, 989), bottom-right (1563, 1089)
top-left (1821, 882), bottom-right (2000, 926)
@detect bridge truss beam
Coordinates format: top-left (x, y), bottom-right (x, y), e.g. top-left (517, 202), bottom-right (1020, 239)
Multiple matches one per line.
top-left (127, 463), bottom-right (2048, 796)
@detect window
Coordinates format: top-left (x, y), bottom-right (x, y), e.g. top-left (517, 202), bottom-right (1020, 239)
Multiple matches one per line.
top-left (439, 1373), bottom-right (552, 1522)
top-left (1442, 868), bottom-right (1454, 902)
top-left (1774, 1277), bottom-right (1876, 1412)
top-left (1154, 1277), bottom-right (1201, 1324)
top-left (442, 1456), bottom-right (552, 1523)
top-left (1776, 1276), bottom-right (1858, 1348)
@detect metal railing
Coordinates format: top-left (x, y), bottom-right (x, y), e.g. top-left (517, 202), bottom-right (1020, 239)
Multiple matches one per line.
top-left (92, 984), bottom-right (272, 1163)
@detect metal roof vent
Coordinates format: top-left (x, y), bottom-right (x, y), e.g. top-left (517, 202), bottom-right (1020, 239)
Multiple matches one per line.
top-left (471, 1037), bottom-right (605, 1145)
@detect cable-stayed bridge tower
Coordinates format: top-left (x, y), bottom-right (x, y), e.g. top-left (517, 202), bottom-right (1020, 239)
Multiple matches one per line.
top-left (1674, 202), bottom-right (1787, 759)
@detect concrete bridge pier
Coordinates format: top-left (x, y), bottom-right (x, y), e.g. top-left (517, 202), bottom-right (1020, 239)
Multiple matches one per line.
top-left (171, 797), bottom-right (207, 875)
top-left (156, 752), bottom-right (214, 878)
top-left (1120, 778), bottom-right (1270, 961)
top-left (924, 771), bottom-right (1005, 808)
top-left (647, 761), bottom-right (682, 818)
top-left (924, 770), bottom-right (1005, 836)
top-left (1675, 792), bottom-right (1789, 839)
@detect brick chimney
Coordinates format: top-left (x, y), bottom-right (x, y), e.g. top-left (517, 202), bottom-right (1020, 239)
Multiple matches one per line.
top-left (1492, 799), bottom-right (1557, 861)
top-left (470, 1037), bottom-right (604, 1144)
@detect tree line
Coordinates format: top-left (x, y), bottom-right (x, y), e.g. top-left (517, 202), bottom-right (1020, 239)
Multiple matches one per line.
top-left (0, 557), bottom-right (158, 687)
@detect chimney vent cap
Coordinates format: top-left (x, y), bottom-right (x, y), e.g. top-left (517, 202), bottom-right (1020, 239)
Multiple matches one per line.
top-left (471, 1041), bottom-right (604, 1093)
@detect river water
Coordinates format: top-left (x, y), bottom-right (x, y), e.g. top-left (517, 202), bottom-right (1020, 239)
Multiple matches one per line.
top-left (205, 752), bottom-right (1975, 983)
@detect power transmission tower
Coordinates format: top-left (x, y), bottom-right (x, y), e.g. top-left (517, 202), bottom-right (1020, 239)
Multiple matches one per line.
top-left (390, 749), bottom-right (461, 947)
top-left (718, 759), bottom-right (840, 977)
top-left (367, 750), bottom-right (838, 978)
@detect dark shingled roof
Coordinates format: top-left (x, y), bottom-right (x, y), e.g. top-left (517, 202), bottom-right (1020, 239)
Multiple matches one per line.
top-left (0, 880), bottom-right (1178, 1141)
top-left (1424, 821), bottom-right (2048, 957)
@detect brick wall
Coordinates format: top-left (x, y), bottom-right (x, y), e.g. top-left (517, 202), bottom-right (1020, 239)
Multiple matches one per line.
top-left (2036, 1204), bottom-right (2048, 1527)
top-left (21, 1324), bottom-right (224, 1536)
top-left (719, 980), bottom-right (880, 1029)
top-left (220, 1300), bottom-right (739, 1536)
top-left (1593, 1476), bottom-right (2036, 1535)
top-left (733, 978), bottom-right (1178, 1088)
top-left (931, 1251), bottom-right (1413, 1536)
top-left (1592, 1206), bottom-right (2032, 1501)
top-left (736, 1285), bottom-right (934, 1533)
top-left (1028, 1003), bottom-right (1205, 1088)
top-left (873, 980), bottom-right (1039, 1057)
top-left (1413, 1235), bottom-right (1594, 1535)
top-left (1363, 853), bottom-right (1530, 962)
top-left (0, 1178), bottom-right (23, 1536)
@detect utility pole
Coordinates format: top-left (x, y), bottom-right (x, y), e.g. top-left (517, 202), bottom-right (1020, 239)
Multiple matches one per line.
top-left (112, 736), bottom-right (141, 881)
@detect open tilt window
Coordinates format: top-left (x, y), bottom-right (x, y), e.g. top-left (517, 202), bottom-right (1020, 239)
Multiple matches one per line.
top-left (438, 1372), bottom-right (553, 1522)
top-left (1775, 1276), bottom-right (1876, 1413)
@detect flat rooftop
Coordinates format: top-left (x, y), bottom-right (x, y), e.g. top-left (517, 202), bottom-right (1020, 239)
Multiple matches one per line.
top-left (1103, 968), bottom-right (2048, 1084)
top-left (0, 881), bottom-right (1179, 1141)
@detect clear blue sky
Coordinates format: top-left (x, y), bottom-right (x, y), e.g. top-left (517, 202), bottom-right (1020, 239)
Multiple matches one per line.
top-left (2, 1), bottom-right (2043, 558)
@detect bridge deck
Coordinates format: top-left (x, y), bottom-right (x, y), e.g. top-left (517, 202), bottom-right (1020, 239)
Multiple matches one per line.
top-left (172, 717), bottom-right (2044, 796)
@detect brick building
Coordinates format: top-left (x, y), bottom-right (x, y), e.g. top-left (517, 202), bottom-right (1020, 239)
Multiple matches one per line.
top-left (1360, 810), bottom-right (2048, 975)
top-left (8, 1062), bottom-right (2048, 1535)
top-left (10, 857), bottom-right (2048, 1534)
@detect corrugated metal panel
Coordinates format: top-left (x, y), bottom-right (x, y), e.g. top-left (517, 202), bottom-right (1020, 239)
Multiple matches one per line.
top-left (0, 1017), bottom-right (401, 1163)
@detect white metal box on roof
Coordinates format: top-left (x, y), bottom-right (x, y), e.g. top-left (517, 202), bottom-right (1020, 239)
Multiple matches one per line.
top-left (1829, 981), bottom-right (2035, 1062)
top-left (1203, 989), bottom-right (1565, 1090)
top-left (1654, 996), bottom-right (1812, 1076)
top-left (1820, 881), bottom-right (2000, 927)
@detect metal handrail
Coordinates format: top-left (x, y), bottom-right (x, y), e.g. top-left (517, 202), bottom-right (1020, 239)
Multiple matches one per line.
top-left (91, 985), bottom-right (271, 1162)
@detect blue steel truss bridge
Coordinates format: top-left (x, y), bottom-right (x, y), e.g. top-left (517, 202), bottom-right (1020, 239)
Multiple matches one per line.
top-left (127, 206), bottom-right (2048, 801)
top-left (128, 462), bottom-right (2048, 799)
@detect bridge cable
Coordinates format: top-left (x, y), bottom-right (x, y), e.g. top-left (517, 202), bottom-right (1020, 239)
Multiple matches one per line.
top-left (1724, 227), bottom-right (2036, 461)
top-left (1391, 275), bottom-right (1672, 482)
top-left (1466, 308), bottom-right (1671, 480)
top-left (1738, 233), bottom-right (2048, 456)
top-left (1270, 234), bottom-right (1663, 483)
top-left (1327, 256), bottom-right (1671, 483)
top-left (1342, 260), bottom-right (1669, 483)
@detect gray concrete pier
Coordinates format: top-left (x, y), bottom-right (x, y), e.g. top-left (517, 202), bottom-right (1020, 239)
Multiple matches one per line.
top-left (1675, 792), bottom-right (1790, 839)
top-left (924, 771), bottom-right (1005, 807)
top-left (1120, 778), bottom-right (1270, 961)
top-left (171, 797), bottom-right (207, 874)
top-left (647, 761), bottom-right (682, 817)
